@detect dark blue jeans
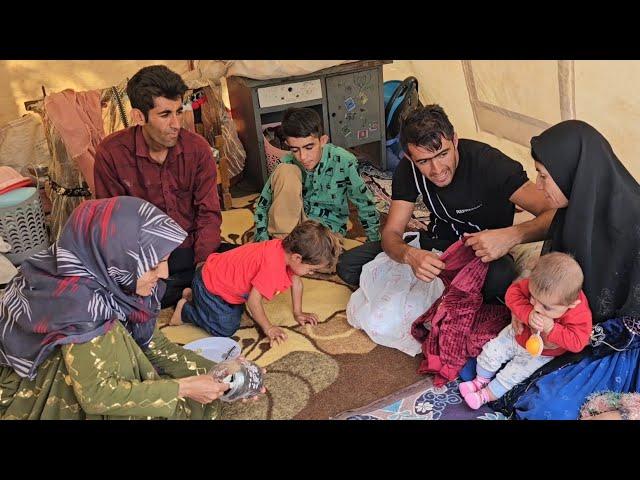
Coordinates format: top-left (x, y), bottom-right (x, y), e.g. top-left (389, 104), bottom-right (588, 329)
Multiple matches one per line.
top-left (182, 268), bottom-right (245, 337)
top-left (161, 243), bottom-right (238, 308)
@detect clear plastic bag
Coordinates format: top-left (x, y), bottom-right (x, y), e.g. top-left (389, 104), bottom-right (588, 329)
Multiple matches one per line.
top-left (347, 233), bottom-right (445, 356)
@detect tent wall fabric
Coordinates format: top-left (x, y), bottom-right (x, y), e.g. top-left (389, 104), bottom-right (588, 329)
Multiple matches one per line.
top-left (0, 113), bottom-right (50, 174)
top-left (399, 60), bottom-right (640, 182)
top-left (0, 60), bottom-right (638, 183)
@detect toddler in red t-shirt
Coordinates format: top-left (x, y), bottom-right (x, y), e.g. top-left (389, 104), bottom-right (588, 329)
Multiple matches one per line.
top-left (170, 220), bottom-right (342, 346)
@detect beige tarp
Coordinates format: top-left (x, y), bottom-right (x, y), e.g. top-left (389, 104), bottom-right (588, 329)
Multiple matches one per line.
top-left (0, 113), bottom-right (50, 174)
top-left (193, 60), bottom-right (357, 83)
top-left (1, 60), bottom-right (639, 182)
top-left (397, 60), bottom-right (640, 181)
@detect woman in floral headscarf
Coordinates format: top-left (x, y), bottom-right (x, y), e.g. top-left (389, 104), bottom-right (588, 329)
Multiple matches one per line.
top-left (0, 196), bottom-right (237, 419)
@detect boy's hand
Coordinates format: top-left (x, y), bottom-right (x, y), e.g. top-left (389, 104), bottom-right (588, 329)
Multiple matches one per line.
top-left (463, 228), bottom-right (517, 263)
top-left (294, 311), bottom-right (319, 326)
top-left (266, 326), bottom-right (288, 346)
top-left (529, 311), bottom-right (554, 334)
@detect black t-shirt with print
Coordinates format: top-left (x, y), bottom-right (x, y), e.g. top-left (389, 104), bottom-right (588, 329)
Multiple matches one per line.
top-left (392, 138), bottom-right (528, 242)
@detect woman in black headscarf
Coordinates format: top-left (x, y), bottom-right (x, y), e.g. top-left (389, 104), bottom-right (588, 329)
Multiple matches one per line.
top-left (491, 120), bottom-right (640, 419)
top-left (0, 196), bottom-right (253, 419)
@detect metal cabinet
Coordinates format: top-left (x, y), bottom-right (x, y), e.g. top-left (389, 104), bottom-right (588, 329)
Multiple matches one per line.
top-left (227, 60), bottom-right (391, 188)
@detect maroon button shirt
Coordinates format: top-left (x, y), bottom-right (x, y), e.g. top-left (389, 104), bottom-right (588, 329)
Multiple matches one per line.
top-left (94, 126), bottom-right (221, 264)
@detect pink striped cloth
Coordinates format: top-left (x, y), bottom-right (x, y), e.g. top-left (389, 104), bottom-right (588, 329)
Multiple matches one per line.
top-left (411, 240), bottom-right (510, 386)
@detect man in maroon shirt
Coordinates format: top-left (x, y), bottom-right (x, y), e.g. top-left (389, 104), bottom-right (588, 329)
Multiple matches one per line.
top-left (94, 65), bottom-right (234, 308)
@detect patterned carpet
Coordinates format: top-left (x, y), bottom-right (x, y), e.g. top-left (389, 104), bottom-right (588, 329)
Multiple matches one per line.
top-left (158, 193), bottom-right (426, 419)
top-left (359, 164), bottom-right (430, 231)
top-left (332, 377), bottom-right (507, 420)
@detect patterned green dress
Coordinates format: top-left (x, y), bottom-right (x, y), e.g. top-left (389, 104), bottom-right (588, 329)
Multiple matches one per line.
top-left (0, 321), bottom-right (222, 420)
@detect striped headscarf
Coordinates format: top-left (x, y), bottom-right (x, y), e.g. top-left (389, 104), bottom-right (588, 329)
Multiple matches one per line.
top-left (0, 196), bottom-right (186, 379)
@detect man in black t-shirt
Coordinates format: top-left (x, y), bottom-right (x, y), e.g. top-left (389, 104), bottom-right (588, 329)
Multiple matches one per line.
top-left (337, 105), bottom-right (555, 303)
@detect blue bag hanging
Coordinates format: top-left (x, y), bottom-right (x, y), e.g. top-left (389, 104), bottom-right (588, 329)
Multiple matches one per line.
top-left (383, 76), bottom-right (422, 172)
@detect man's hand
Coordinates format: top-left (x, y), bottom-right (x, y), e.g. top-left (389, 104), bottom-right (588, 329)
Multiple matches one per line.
top-left (463, 228), bottom-right (518, 263)
top-left (294, 312), bottom-right (319, 326)
top-left (405, 248), bottom-right (446, 283)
